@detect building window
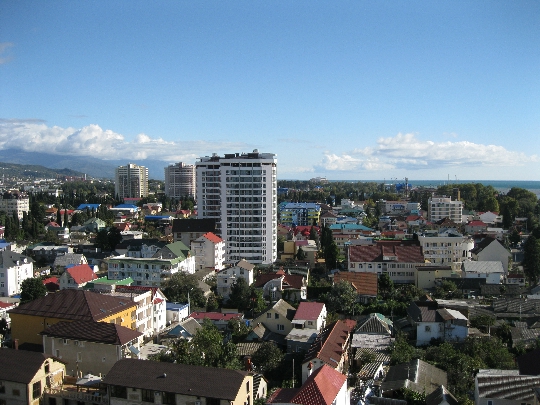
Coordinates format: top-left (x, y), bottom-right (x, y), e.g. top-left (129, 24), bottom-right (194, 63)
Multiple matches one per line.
top-left (277, 324), bottom-right (284, 331)
top-left (44, 362), bottom-right (50, 373)
top-left (32, 381), bottom-right (41, 399)
top-left (141, 389), bottom-right (154, 402)
top-left (266, 313), bottom-right (271, 318)
top-left (275, 313), bottom-right (279, 319)
top-left (110, 386), bottom-right (128, 399)
top-left (12, 389), bottom-right (20, 396)
top-left (162, 392), bottom-right (176, 405)
top-left (425, 325), bottom-right (431, 332)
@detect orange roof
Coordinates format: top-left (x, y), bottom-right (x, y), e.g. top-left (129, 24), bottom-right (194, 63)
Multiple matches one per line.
top-left (202, 232), bottom-right (223, 244)
top-left (334, 271), bottom-right (378, 296)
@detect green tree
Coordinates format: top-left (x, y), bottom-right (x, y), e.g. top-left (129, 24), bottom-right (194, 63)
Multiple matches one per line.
top-left (20, 277), bottom-right (47, 304)
top-left (378, 273), bottom-right (394, 298)
top-left (325, 280), bottom-right (357, 315)
top-left (523, 235), bottom-right (540, 284)
top-left (227, 317), bottom-right (251, 343)
top-left (324, 241), bottom-right (339, 269)
top-left (470, 314), bottom-right (495, 335)
top-left (161, 272), bottom-right (206, 308)
top-left (389, 332), bottom-right (424, 365)
top-left (95, 227), bottom-right (123, 251)
top-left (251, 342), bottom-right (284, 375)
top-left (295, 246), bottom-right (306, 260)
top-left (227, 278), bottom-right (252, 311)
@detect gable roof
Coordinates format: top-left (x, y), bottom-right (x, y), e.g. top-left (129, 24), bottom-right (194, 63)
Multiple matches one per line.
top-left (356, 313), bottom-right (393, 335)
top-left (254, 273), bottom-right (305, 289)
top-left (381, 359), bottom-right (447, 395)
top-left (268, 364), bottom-right (346, 405)
top-left (0, 250), bottom-right (32, 268)
top-left (334, 271), bottom-right (378, 296)
top-left (172, 218), bottom-right (217, 233)
top-left (476, 369), bottom-right (540, 401)
top-left (462, 261), bottom-right (504, 274)
top-left (8, 289), bottom-right (137, 321)
top-left (66, 264), bottom-right (97, 285)
top-left (425, 385), bottom-right (458, 405)
top-left (293, 302), bottom-right (325, 321)
top-left (201, 232), bottom-right (223, 243)
top-left (103, 358), bottom-right (249, 399)
top-left (53, 253), bottom-right (85, 267)
top-left (41, 320), bottom-right (142, 345)
top-left (303, 319), bottom-right (356, 367)
top-left (0, 348), bottom-right (62, 384)
top-left (471, 237), bottom-right (505, 255)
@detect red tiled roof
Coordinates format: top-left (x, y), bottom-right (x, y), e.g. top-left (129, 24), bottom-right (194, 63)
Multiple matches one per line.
top-left (304, 319), bottom-right (356, 366)
top-left (468, 220), bottom-right (487, 226)
top-left (67, 264), bottom-right (97, 285)
top-left (202, 232), bottom-right (223, 244)
top-left (153, 298), bottom-right (164, 304)
top-left (0, 302), bottom-right (16, 309)
top-left (292, 364), bottom-right (347, 405)
top-left (293, 302), bottom-right (325, 321)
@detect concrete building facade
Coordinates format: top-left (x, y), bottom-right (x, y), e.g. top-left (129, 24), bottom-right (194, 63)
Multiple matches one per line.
top-left (115, 163), bottom-right (149, 200)
top-left (164, 162), bottom-right (196, 199)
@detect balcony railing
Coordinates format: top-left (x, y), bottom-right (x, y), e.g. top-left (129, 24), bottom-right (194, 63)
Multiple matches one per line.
top-left (44, 387), bottom-right (109, 404)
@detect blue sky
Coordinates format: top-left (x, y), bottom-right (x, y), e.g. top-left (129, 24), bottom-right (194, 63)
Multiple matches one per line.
top-left (1, 1), bottom-right (539, 180)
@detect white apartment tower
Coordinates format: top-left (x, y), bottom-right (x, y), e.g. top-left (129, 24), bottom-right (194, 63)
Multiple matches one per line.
top-left (164, 162), bottom-right (196, 199)
top-left (428, 196), bottom-right (463, 223)
top-left (196, 150), bottom-right (277, 264)
top-left (115, 163), bottom-right (149, 200)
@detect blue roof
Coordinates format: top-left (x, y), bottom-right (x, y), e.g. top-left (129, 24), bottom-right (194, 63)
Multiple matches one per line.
top-left (329, 223), bottom-right (373, 231)
top-left (77, 203), bottom-right (101, 211)
top-left (114, 204), bottom-right (139, 209)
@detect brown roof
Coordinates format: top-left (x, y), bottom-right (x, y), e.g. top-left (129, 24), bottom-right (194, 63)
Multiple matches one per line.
top-left (103, 358), bottom-right (249, 400)
top-left (349, 244), bottom-right (424, 263)
top-left (0, 348), bottom-right (63, 384)
top-left (304, 319), bottom-right (356, 366)
top-left (334, 271), bottom-right (378, 296)
top-left (293, 302), bottom-right (325, 321)
top-left (8, 289), bottom-right (137, 321)
top-left (41, 320), bottom-right (142, 345)
top-left (254, 273), bottom-right (305, 289)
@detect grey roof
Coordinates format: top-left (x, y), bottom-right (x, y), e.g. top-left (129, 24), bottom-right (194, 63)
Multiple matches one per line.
top-left (476, 369), bottom-right (540, 401)
top-left (354, 348), bottom-right (391, 364)
top-left (356, 313), bottom-right (393, 335)
top-left (352, 334), bottom-right (394, 350)
top-left (180, 317), bottom-right (202, 336)
top-left (236, 342), bottom-right (264, 357)
top-left (0, 250), bottom-right (33, 268)
top-left (53, 253), bottom-right (85, 267)
top-left (103, 358), bottom-right (249, 399)
top-left (425, 385), bottom-right (458, 405)
top-left (0, 348), bottom-right (63, 384)
top-left (381, 359), bottom-right (447, 395)
top-left (358, 361), bottom-right (384, 380)
top-left (462, 261), bottom-right (504, 274)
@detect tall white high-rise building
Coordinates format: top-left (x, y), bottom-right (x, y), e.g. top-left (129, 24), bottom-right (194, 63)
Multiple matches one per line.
top-left (428, 196), bottom-right (463, 223)
top-left (196, 150), bottom-right (277, 264)
top-left (115, 163), bottom-right (149, 200)
top-left (164, 162), bottom-right (196, 199)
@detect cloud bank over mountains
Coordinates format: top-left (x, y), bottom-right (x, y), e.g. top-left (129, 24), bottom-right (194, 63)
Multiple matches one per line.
top-left (1, 119), bottom-right (537, 179)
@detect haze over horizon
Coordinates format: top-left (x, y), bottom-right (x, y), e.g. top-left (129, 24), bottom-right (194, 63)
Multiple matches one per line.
top-left (1, 2), bottom-right (539, 181)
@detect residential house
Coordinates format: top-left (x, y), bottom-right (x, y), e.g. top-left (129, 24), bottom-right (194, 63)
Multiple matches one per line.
top-left (114, 239), bottom-right (166, 258)
top-left (252, 299), bottom-right (297, 336)
top-left (0, 348), bottom-right (66, 405)
top-left (407, 300), bottom-right (469, 346)
top-left (160, 317), bottom-right (202, 342)
top-left (475, 369), bottom-right (540, 405)
top-left (166, 302), bottom-right (189, 324)
top-left (171, 218), bottom-right (217, 247)
top-left (381, 359), bottom-right (448, 397)
top-left (53, 253), bottom-right (87, 273)
top-left (31, 245), bottom-right (70, 264)
top-left (103, 358), bottom-right (254, 405)
top-left (190, 232), bottom-right (225, 271)
top-left (352, 313), bottom-right (394, 369)
top-left (348, 244), bottom-right (425, 284)
top-left (286, 302), bottom-right (327, 353)
top-left (0, 251), bottom-right (34, 297)
top-left (507, 273), bottom-right (526, 286)
top-left (416, 265), bottom-right (454, 290)
top-left (190, 311), bottom-right (243, 331)
top-left (81, 217), bottom-right (106, 233)
top-left (107, 242), bottom-right (195, 288)
top-left (58, 264), bottom-right (97, 290)
top-left (0, 299), bottom-right (17, 328)
top-left (333, 271), bottom-right (378, 303)
top-left (8, 289), bottom-right (137, 348)
top-left (471, 237), bottom-right (511, 272)
top-left (478, 211), bottom-right (502, 225)
top-left (301, 319), bottom-right (357, 384)
top-left (217, 259), bottom-right (255, 301)
top-left (254, 269), bottom-right (307, 302)
top-left (465, 220), bottom-right (488, 235)
top-left (417, 230), bottom-right (474, 271)
top-left (463, 261), bottom-right (505, 284)
top-left (320, 211), bottom-right (338, 226)
top-left (41, 320), bottom-right (142, 376)
top-left (267, 364), bottom-right (349, 405)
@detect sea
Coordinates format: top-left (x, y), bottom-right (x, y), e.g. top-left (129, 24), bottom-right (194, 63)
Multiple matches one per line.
top-left (370, 180), bottom-right (540, 198)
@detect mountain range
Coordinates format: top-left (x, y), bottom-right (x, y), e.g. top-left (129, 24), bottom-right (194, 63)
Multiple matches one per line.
top-left (0, 149), bottom-right (170, 180)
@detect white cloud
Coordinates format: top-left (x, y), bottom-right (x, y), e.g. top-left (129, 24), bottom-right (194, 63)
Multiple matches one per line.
top-left (0, 42), bottom-right (14, 65)
top-left (0, 119), bottom-right (248, 162)
top-left (319, 133), bottom-right (537, 172)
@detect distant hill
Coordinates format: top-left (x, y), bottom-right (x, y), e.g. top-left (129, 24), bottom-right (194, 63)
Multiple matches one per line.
top-left (0, 149), bottom-right (170, 180)
top-left (0, 160), bottom-right (85, 180)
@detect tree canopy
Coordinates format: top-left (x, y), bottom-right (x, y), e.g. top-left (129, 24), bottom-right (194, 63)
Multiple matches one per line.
top-left (161, 272), bottom-right (207, 308)
top-left (20, 277), bottom-right (47, 304)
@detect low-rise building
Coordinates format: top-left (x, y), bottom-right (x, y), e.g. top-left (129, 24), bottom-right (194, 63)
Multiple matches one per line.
top-left (462, 261), bottom-right (504, 284)
top-left (216, 259), bottom-right (255, 301)
top-left (254, 269), bottom-right (307, 302)
top-left (252, 299), bottom-right (297, 337)
top-left (58, 264), bottom-right (97, 290)
top-left (190, 232), bottom-right (225, 271)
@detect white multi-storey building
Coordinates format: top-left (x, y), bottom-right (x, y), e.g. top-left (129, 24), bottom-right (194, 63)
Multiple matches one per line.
top-left (0, 251), bottom-right (33, 297)
top-left (417, 230), bottom-right (474, 271)
top-left (428, 196), bottom-right (463, 223)
top-left (0, 191), bottom-right (29, 220)
top-left (216, 259), bottom-right (255, 300)
top-left (196, 150), bottom-right (277, 264)
top-left (164, 162), bottom-right (196, 199)
top-left (115, 163), bottom-right (149, 200)
top-left (190, 232), bottom-right (225, 271)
